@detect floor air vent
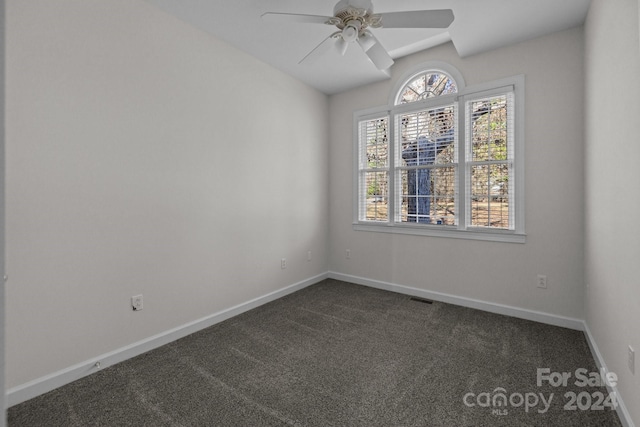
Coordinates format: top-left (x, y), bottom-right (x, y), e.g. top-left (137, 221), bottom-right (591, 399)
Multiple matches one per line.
top-left (409, 297), bottom-right (434, 304)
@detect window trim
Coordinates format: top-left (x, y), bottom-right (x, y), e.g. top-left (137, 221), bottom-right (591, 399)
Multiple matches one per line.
top-left (354, 71), bottom-right (525, 243)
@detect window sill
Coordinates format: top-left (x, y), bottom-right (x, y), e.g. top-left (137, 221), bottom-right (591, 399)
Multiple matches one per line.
top-left (353, 222), bottom-right (526, 243)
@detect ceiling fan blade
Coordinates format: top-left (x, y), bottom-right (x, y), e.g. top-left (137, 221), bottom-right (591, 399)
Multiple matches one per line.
top-left (336, 37), bottom-right (349, 56)
top-left (357, 31), bottom-right (377, 52)
top-left (377, 9), bottom-right (454, 29)
top-left (261, 12), bottom-right (334, 25)
top-left (358, 33), bottom-right (394, 70)
top-left (366, 43), bottom-right (394, 70)
top-left (299, 33), bottom-right (339, 65)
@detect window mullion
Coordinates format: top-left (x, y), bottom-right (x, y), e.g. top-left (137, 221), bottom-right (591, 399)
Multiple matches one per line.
top-left (458, 96), bottom-right (467, 230)
top-left (388, 112), bottom-right (395, 224)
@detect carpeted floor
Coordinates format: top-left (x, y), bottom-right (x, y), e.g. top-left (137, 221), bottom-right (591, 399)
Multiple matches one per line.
top-left (9, 279), bottom-right (622, 426)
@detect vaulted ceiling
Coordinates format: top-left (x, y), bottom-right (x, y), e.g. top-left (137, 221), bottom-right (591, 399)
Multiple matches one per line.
top-left (144, 0), bottom-right (591, 95)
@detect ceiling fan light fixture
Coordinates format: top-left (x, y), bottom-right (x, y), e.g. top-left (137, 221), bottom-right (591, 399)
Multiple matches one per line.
top-left (341, 20), bottom-right (361, 43)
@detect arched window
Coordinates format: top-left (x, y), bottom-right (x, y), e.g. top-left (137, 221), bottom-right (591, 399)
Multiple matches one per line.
top-left (354, 62), bottom-right (525, 242)
top-left (395, 71), bottom-right (458, 105)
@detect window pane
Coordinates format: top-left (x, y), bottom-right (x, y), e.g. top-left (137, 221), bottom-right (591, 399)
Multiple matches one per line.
top-left (398, 166), bottom-right (456, 224)
top-left (359, 116), bottom-right (389, 222)
top-left (397, 72), bottom-right (458, 104)
top-left (397, 104), bottom-right (457, 225)
top-left (467, 91), bottom-right (514, 230)
top-left (363, 118), bottom-right (388, 169)
top-left (399, 105), bottom-right (456, 166)
top-left (469, 95), bottom-right (511, 162)
top-left (362, 171), bottom-right (388, 221)
top-left (470, 164), bottom-right (510, 228)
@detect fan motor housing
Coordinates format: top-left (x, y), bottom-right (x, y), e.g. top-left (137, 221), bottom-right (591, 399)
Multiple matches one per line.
top-left (334, 0), bottom-right (373, 14)
top-left (331, 0), bottom-right (383, 33)
top-left (333, 0), bottom-right (373, 24)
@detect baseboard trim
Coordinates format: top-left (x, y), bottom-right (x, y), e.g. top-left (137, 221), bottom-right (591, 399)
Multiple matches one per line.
top-left (328, 271), bottom-right (584, 330)
top-left (7, 273), bottom-right (328, 407)
top-left (11, 270), bottom-right (632, 427)
top-left (582, 323), bottom-right (635, 427)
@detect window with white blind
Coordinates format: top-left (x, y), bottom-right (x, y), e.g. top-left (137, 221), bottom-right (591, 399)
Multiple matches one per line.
top-left (359, 116), bottom-right (389, 222)
top-left (354, 64), bottom-right (525, 242)
top-left (466, 92), bottom-right (514, 229)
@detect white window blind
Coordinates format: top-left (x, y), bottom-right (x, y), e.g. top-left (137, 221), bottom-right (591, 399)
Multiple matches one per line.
top-left (395, 104), bottom-right (457, 225)
top-left (358, 116), bottom-right (389, 222)
top-left (466, 92), bottom-right (515, 229)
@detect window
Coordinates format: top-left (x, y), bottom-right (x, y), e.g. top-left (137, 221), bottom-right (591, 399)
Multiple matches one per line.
top-left (359, 116), bottom-right (389, 222)
top-left (466, 92), bottom-right (514, 229)
top-left (355, 64), bottom-right (524, 242)
top-left (396, 70), bottom-right (458, 104)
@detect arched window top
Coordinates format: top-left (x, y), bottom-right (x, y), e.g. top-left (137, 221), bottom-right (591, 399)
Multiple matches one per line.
top-left (395, 70), bottom-right (458, 105)
top-left (390, 61), bottom-right (465, 106)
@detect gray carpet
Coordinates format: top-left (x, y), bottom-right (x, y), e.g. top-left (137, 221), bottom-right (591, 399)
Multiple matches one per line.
top-left (9, 279), bottom-right (622, 426)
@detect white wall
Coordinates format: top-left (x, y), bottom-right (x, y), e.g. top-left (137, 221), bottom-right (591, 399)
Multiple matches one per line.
top-left (584, 0), bottom-right (640, 424)
top-left (5, 0), bottom-right (328, 388)
top-left (0, 0), bottom-right (6, 423)
top-left (328, 28), bottom-right (586, 319)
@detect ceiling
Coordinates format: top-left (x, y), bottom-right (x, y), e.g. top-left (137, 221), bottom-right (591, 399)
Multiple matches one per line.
top-left (143, 0), bottom-right (591, 95)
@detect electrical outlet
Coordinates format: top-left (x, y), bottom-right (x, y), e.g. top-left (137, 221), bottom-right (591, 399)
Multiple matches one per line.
top-left (346, 249), bottom-right (351, 259)
top-left (281, 258), bottom-right (287, 269)
top-left (537, 274), bottom-right (547, 289)
top-left (131, 295), bottom-right (143, 311)
top-left (629, 346), bottom-right (635, 374)
top-left (307, 250), bottom-right (312, 262)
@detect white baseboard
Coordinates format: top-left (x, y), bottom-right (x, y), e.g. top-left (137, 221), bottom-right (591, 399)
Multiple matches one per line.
top-left (328, 272), bottom-right (584, 330)
top-left (9, 270), bottom-right (633, 427)
top-left (582, 323), bottom-right (635, 427)
top-left (7, 273), bottom-right (328, 407)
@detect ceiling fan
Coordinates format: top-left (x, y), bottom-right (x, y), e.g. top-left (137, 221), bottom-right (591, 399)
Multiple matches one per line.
top-left (261, 0), bottom-right (454, 71)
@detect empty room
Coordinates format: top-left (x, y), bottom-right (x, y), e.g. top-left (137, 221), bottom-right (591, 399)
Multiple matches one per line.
top-left (2, 0), bottom-right (639, 426)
